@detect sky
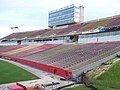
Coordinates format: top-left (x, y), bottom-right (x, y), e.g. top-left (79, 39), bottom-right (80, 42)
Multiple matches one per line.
top-left (0, 0), bottom-right (120, 38)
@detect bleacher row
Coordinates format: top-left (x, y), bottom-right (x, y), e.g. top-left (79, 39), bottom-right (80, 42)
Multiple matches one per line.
top-left (0, 45), bottom-right (25, 54)
top-left (24, 42), bottom-right (120, 70)
top-left (0, 44), bottom-right (60, 57)
top-left (2, 15), bottom-right (120, 40)
top-left (0, 41), bottom-right (120, 79)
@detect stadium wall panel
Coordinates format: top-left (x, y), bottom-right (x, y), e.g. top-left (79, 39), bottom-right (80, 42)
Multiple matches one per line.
top-left (79, 34), bottom-right (120, 43)
top-left (0, 55), bottom-right (72, 80)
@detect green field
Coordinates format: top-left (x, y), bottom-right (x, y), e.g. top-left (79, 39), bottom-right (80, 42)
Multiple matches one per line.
top-left (64, 59), bottom-right (120, 90)
top-left (0, 60), bottom-right (39, 84)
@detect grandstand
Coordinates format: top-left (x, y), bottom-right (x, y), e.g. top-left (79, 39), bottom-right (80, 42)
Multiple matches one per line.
top-left (1, 15), bottom-right (120, 45)
top-left (0, 13), bottom-right (120, 89)
top-left (0, 41), bottom-right (120, 80)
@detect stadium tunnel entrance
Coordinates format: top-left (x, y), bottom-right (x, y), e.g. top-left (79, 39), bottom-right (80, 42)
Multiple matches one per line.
top-left (69, 35), bottom-right (79, 43)
top-left (17, 40), bottom-right (21, 45)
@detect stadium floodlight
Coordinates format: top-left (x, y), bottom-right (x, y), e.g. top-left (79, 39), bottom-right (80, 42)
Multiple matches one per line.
top-left (11, 26), bottom-right (18, 29)
top-left (11, 26), bottom-right (20, 33)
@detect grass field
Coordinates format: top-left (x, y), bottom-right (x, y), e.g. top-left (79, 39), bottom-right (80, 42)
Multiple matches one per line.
top-left (0, 60), bottom-right (39, 84)
top-left (64, 59), bottom-right (120, 90)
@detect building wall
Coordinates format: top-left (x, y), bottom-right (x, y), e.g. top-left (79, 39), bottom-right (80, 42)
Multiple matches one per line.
top-left (0, 41), bottom-right (18, 46)
top-left (48, 5), bottom-right (84, 27)
top-left (78, 31), bottom-right (120, 43)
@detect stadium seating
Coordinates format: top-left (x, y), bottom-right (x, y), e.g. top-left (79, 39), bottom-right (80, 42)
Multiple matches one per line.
top-left (3, 45), bottom-right (40, 55)
top-left (24, 42), bottom-right (120, 70)
top-left (25, 44), bottom-right (79, 61)
top-left (2, 31), bottom-right (34, 40)
top-left (0, 15), bottom-right (120, 80)
top-left (27, 29), bottom-right (51, 38)
top-left (69, 42), bottom-right (120, 71)
top-left (2, 29), bottom-right (51, 40)
top-left (57, 23), bottom-right (85, 35)
top-left (106, 17), bottom-right (120, 28)
top-left (40, 23), bottom-right (85, 36)
top-left (0, 45), bottom-right (25, 54)
top-left (1, 15), bottom-right (120, 40)
top-left (13, 31), bottom-right (44, 39)
top-left (1, 33), bottom-right (17, 40)
top-left (76, 18), bottom-right (113, 33)
top-left (0, 46), bottom-right (9, 50)
top-left (13, 44), bottom-right (60, 57)
top-left (1, 42), bottom-right (120, 79)
top-left (39, 28), bottom-right (66, 37)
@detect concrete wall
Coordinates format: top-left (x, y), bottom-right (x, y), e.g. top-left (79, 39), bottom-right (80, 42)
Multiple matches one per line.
top-left (0, 41), bottom-right (18, 46)
top-left (78, 31), bottom-right (120, 43)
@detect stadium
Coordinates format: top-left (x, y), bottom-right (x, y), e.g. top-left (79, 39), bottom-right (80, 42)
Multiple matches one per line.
top-left (0, 4), bottom-right (120, 90)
